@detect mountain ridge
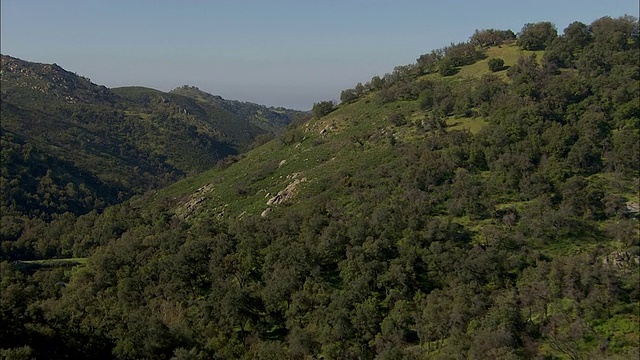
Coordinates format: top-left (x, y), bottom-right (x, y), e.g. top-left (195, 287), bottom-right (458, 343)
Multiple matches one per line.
top-left (1, 54), bottom-right (305, 221)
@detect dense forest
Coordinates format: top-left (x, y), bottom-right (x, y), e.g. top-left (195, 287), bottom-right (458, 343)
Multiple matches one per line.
top-left (1, 15), bottom-right (639, 359)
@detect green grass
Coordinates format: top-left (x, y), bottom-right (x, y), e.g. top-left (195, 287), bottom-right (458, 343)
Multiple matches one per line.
top-left (151, 94), bottom-right (403, 218)
top-left (456, 42), bottom-right (545, 79)
top-left (446, 116), bottom-right (488, 134)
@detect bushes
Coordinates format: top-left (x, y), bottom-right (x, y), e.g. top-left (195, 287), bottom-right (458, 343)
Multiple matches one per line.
top-left (444, 42), bottom-right (485, 67)
top-left (518, 22), bottom-right (558, 50)
top-left (470, 29), bottom-right (516, 47)
top-left (312, 101), bottom-right (335, 118)
top-left (439, 57), bottom-right (457, 76)
top-left (488, 58), bottom-right (505, 72)
top-left (340, 89), bottom-right (358, 104)
top-left (387, 112), bottom-right (406, 126)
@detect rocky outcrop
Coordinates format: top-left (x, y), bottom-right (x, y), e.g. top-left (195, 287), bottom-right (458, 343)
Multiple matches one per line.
top-left (261, 174), bottom-right (307, 217)
top-left (176, 183), bottom-right (215, 219)
top-left (625, 201), bottom-right (639, 217)
top-left (266, 177), bottom-right (306, 206)
top-left (602, 251), bottom-right (640, 271)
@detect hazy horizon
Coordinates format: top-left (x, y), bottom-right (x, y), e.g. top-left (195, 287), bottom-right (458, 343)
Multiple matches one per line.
top-left (2, 0), bottom-right (637, 110)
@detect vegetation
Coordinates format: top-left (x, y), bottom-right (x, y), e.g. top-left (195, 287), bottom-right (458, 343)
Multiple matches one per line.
top-left (312, 100), bottom-right (335, 118)
top-left (0, 57), bottom-right (304, 242)
top-left (1, 15), bottom-right (639, 359)
top-left (488, 57), bottom-right (505, 72)
top-left (518, 21), bottom-right (558, 50)
top-left (470, 28), bottom-right (516, 47)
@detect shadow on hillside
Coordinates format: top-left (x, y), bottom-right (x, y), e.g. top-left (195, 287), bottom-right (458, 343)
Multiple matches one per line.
top-left (443, 67), bottom-right (462, 76)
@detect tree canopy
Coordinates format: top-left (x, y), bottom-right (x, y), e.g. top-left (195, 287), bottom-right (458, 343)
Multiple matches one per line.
top-left (518, 21), bottom-right (558, 50)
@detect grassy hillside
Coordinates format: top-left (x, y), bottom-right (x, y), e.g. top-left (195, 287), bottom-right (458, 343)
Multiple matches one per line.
top-left (147, 42), bottom-right (547, 221)
top-left (1, 16), bottom-right (639, 360)
top-left (0, 55), bottom-right (304, 223)
top-left (454, 41), bottom-right (543, 79)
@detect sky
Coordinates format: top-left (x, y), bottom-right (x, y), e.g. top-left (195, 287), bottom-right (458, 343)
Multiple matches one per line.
top-left (2, 1), bottom-right (638, 110)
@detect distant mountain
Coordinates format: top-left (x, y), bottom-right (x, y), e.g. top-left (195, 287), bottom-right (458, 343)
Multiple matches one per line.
top-left (170, 85), bottom-right (307, 134)
top-left (0, 55), bottom-right (305, 221)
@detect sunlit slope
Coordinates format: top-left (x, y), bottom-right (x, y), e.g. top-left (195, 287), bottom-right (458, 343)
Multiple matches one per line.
top-left (143, 44), bottom-right (549, 223)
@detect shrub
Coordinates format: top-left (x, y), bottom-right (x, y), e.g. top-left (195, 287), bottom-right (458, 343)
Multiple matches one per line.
top-left (387, 112), bottom-right (406, 126)
top-left (444, 42), bottom-right (485, 66)
top-left (312, 101), bottom-right (334, 118)
top-left (340, 89), bottom-right (358, 104)
top-left (439, 57), bottom-right (457, 76)
top-left (488, 58), bottom-right (505, 72)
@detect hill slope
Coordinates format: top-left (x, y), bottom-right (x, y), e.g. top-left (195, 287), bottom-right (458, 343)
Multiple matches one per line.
top-left (1, 16), bottom-right (639, 360)
top-left (0, 55), bottom-right (305, 222)
top-left (170, 85), bottom-right (305, 134)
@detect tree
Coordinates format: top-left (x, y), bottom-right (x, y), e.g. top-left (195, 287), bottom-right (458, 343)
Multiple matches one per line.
top-left (507, 54), bottom-right (542, 98)
top-left (518, 22), bottom-right (558, 50)
top-left (312, 101), bottom-right (334, 118)
top-left (387, 112), bottom-right (406, 126)
top-left (439, 57), bottom-right (457, 76)
top-left (470, 29), bottom-right (516, 47)
top-left (370, 75), bottom-right (384, 90)
top-left (354, 82), bottom-right (366, 96)
top-left (340, 89), bottom-right (358, 104)
top-left (488, 58), bottom-right (505, 72)
top-left (590, 15), bottom-right (639, 51)
top-left (563, 21), bottom-right (594, 49)
top-left (444, 42), bottom-right (484, 66)
top-left (416, 49), bottom-right (444, 74)
top-left (544, 22), bottom-right (593, 68)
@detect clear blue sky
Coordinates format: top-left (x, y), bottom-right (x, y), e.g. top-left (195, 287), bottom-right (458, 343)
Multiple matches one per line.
top-left (2, 0), bottom-right (637, 110)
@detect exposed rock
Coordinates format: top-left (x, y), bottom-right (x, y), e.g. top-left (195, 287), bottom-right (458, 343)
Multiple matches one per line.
top-left (261, 208), bottom-right (271, 217)
top-left (625, 201), bottom-right (639, 217)
top-left (266, 177), bottom-right (306, 206)
top-left (603, 251), bottom-right (640, 271)
top-left (215, 204), bottom-right (228, 219)
top-left (176, 183), bottom-right (215, 219)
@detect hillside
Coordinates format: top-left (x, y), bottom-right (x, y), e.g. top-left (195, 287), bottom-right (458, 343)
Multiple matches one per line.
top-left (1, 16), bottom-right (639, 360)
top-left (169, 85), bottom-right (306, 134)
top-left (0, 55), bottom-right (305, 223)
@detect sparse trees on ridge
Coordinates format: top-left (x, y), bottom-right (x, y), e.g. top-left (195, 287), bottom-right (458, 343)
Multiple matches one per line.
top-left (518, 21), bottom-right (558, 50)
top-left (470, 28), bottom-right (516, 47)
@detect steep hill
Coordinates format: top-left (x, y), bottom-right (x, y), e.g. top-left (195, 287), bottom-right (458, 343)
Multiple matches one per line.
top-left (1, 16), bottom-right (639, 360)
top-left (0, 55), bottom-right (305, 222)
top-left (170, 85), bottom-right (306, 134)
